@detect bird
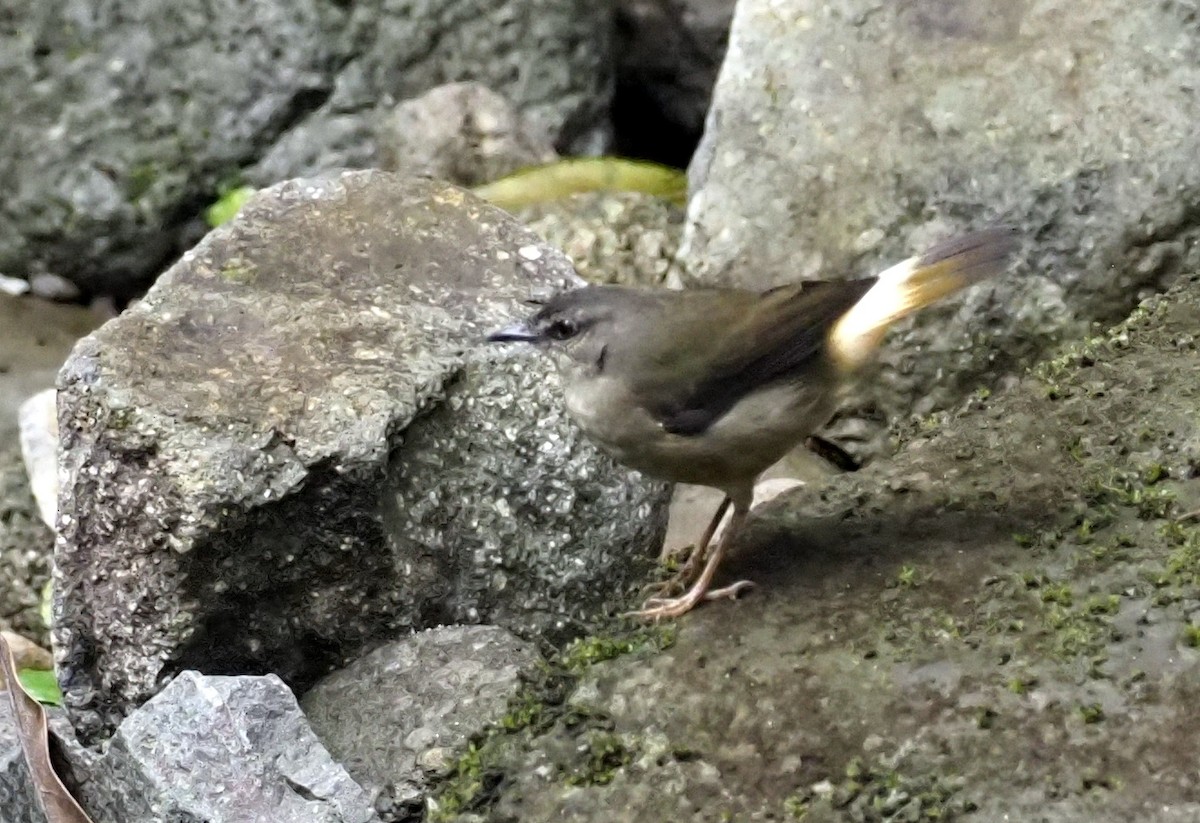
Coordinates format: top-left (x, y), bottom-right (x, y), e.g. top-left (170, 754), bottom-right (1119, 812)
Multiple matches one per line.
top-left (487, 227), bottom-right (1018, 619)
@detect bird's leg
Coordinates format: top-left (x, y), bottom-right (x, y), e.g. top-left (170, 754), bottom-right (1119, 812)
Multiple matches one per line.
top-left (632, 500), bottom-right (753, 620)
top-left (645, 496), bottom-right (732, 598)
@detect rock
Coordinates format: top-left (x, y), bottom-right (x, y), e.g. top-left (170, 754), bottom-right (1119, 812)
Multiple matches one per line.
top-left (428, 275), bottom-right (1200, 820)
top-left (54, 171), bottom-right (670, 742)
top-left (24, 672), bottom-right (377, 823)
top-left (245, 0), bottom-right (614, 184)
top-left (679, 0), bottom-right (1200, 456)
top-left (247, 116), bottom-right (380, 190)
top-left (1, 0), bottom-right (614, 297)
top-left (28, 274), bottom-right (82, 303)
top-left (519, 192), bottom-right (684, 287)
top-left (0, 698), bottom-right (43, 823)
top-left (378, 83), bottom-right (557, 187)
top-left (18, 389), bottom-right (58, 531)
top-left (0, 0), bottom-right (343, 297)
top-left (0, 275), bottom-right (30, 297)
top-left (613, 0), bottom-right (734, 165)
top-left (303, 624), bottom-right (540, 818)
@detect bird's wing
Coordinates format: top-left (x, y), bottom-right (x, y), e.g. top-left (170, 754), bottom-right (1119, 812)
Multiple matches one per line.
top-left (636, 279), bottom-right (876, 436)
top-left (638, 227), bottom-right (1018, 437)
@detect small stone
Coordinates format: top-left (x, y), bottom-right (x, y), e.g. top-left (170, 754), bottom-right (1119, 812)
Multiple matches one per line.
top-left (18, 389), bottom-right (59, 530)
top-left (29, 273), bottom-right (82, 302)
top-left (0, 274), bottom-right (29, 296)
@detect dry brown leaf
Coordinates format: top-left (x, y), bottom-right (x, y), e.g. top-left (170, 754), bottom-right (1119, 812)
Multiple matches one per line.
top-left (0, 633), bottom-right (94, 823)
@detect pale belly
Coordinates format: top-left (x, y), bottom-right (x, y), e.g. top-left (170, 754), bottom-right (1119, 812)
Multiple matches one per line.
top-left (564, 376), bottom-right (839, 490)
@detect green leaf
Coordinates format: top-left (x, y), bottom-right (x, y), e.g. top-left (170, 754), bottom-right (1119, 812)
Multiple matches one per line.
top-left (205, 185), bottom-right (256, 228)
top-left (17, 669), bottom-right (63, 706)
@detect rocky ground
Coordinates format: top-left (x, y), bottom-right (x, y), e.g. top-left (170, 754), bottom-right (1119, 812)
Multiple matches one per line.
top-left (422, 275), bottom-right (1200, 822)
top-left (0, 294), bottom-right (99, 645)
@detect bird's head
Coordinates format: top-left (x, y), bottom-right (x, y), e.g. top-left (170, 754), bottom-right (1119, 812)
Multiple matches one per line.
top-left (487, 287), bottom-right (640, 377)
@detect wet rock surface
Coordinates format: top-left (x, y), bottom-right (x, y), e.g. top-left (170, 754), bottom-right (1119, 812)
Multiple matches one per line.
top-left (424, 274), bottom-right (1200, 821)
top-left (681, 0), bottom-right (1200, 458)
top-left (304, 625), bottom-right (540, 820)
top-left (53, 171), bottom-right (669, 742)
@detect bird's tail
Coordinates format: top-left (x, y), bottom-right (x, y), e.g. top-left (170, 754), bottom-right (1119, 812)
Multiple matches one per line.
top-left (827, 227), bottom-right (1018, 372)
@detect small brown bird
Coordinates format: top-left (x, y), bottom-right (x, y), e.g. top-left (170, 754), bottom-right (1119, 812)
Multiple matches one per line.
top-left (488, 228), bottom-right (1017, 619)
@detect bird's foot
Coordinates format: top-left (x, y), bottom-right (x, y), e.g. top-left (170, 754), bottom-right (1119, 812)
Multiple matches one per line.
top-left (628, 579), bottom-right (755, 620)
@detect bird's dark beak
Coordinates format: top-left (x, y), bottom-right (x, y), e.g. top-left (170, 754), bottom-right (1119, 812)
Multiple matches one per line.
top-left (486, 321), bottom-right (541, 343)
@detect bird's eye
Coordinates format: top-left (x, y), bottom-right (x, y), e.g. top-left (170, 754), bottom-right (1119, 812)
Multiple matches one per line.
top-left (546, 318), bottom-right (578, 340)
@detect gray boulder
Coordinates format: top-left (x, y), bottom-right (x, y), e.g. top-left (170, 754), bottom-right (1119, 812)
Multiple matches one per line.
top-left (53, 171), bottom-right (669, 742)
top-left (303, 624), bottom-right (540, 818)
top-left (679, 0), bottom-right (1200, 455)
top-left (9, 673), bottom-right (377, 823)
top-left (246, 0), bottom-right (614, 184)
top-left (1, 0), bottom-right (613, 296)
top-left (0, 0), bottom-right (343, 296)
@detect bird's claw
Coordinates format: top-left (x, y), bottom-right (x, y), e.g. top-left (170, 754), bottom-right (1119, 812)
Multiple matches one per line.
top-left (625, 579), bottom-right (756, 620)
top-left (704, 579), bottom-right (755, 601)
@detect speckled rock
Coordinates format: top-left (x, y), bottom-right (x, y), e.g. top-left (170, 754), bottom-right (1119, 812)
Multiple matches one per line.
top-left (429, 274), bottom-right (1200, 821)
top-left (378, 83), bottom-right (557, 187)
top-left (519, 192), bottom-right (684, 287)
top-left (1, 0), bottom-right (613, 297)
top-left (53, 171), bottom-right (670, 742)
top-left (679, 0), bottom-right (1200, 458)
top-left (21, 672), bottom-right (378, 823)
top-left (303, 624), bottom-right (540, 819)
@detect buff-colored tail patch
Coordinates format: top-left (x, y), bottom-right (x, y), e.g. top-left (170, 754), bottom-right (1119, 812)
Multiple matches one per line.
top-left (828, 227), bottom-right (1018, 372)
